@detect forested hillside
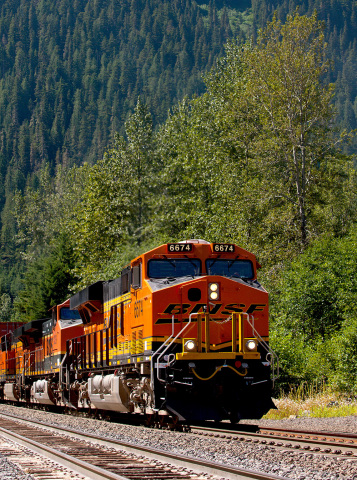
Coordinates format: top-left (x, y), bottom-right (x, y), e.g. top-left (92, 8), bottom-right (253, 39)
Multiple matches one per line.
top-left (0, 0), bottom-right (245, 293)
top-left (0, 0), bottom-right (239, 209)
top-left (0, 1), bottom-right (357, 392)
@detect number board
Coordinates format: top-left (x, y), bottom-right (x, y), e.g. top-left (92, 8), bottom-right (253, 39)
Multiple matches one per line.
top-left (167, 243), bottom-right (193, 253)
top-left (211, 243), bottom-right (235, 253)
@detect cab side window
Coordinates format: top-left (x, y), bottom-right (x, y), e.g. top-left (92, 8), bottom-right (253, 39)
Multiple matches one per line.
top-left (132, 263), bottom-right (141, 289)
top-left (121, 267), bottom-right (131, 294)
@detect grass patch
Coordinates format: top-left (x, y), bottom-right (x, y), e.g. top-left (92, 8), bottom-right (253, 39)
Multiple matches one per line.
top-left (263, 384), bottom-right (357, 419)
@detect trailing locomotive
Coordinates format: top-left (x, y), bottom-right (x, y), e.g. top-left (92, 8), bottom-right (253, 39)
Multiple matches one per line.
top-left (0, 240), bottom-right (277, 423)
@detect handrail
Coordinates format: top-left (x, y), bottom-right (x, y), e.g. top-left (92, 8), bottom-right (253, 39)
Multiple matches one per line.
top-left (241, 312), bottom-right (279, 385)
top-left (150, 315), bottom-right (175, 392)
top-left (59, 352), bottom-right (68, 403)
top-left (23, 352), bottom-right (29, 376)
top-left (155, 312), bottom-right (200, 386)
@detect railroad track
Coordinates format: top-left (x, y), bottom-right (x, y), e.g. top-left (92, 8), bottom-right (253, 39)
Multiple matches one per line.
top-left (191, 423), bottom-right (357, 457)
top-left (0, 412), bottom-right (287, 480)
top-left (0, 436), bottom-right (89, 480)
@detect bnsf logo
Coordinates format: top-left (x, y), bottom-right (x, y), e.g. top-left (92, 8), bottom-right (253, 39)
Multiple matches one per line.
top-left (162, 303), bottom-right (265, 316)
top-left (155, 303), bottom-right (266, 324)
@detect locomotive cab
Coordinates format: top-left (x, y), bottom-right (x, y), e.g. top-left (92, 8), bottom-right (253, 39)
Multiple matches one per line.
top-left (142, 240), bottom-right (277, 422)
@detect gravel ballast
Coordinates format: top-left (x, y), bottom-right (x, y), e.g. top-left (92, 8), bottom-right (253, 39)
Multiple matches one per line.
top-left (0, 404), bottom-right (356, 480)
top-left (241, 415), bottom-right (357, 434)
top-left (0, 453), bottom-right (34, 480)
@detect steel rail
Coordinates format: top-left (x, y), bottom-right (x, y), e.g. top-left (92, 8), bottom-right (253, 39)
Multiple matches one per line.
top-left (0, 425), bottom-right (129, 480)
top-left (259, 425), bottom-right (357, 441)
top-left (0, 412), bottom-right (287, 480)
top-left (190, 424), bottom-right (357, 456)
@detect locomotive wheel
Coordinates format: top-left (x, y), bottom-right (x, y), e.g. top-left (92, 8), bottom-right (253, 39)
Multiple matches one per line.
top-left (167, 414), bottom-right (179, 430)
top-left (157, 414), bottom-right (173, 429)
top-left (229, 411), bottom-right (240, 424)
top-left (144, 413), bottom-right (155, 427)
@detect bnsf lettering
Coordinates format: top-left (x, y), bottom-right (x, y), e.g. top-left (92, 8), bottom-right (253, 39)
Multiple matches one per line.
top-left (221, 303), bottom-right (246, 315)
top-left (208, 303), bottom-right (222, 315)
top-left (246, 304), bottom-right (266, 314)
top-left (190, 303), bottom-right (223, 314)
top-left (163, 304), bottom-right (191, 315)
top-left (158, 302), bottom-right (266, 322)
top-left (162, 303), bottom-right (228, 315)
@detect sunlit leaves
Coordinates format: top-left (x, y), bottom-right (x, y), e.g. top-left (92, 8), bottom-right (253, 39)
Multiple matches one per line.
top-left (270, 228), bottom-right (357, 391)
top-left (244, 12), bottom-right (341, 247)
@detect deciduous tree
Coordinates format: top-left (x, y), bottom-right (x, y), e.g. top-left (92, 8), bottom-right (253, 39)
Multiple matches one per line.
top-left (246, 11), bottom-right (340, 246)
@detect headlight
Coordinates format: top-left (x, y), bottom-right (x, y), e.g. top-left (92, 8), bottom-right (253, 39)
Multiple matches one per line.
top-left (184, 339), bottom-right (197, 352)
top-left (245, 339), bottom-right (257, 351)
top-left (209, 282), bottom-right (220, 300)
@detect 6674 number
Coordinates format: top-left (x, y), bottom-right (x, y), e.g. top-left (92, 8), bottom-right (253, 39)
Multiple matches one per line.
top-left (167, 243), bottom-right (193, 252)
top-left (212, 244), bottom-right (235, 252)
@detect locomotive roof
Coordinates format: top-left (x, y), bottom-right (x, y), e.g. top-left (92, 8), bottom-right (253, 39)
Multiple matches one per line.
top-left (134, 239), bottom-right (257, 263)
top-left (70, 281), bottom-right (104, 309)
top-left (12, 318), bottom-right (49, 346)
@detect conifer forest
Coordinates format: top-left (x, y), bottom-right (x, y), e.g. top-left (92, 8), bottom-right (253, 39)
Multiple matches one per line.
top-left (1, 0), bottom-right (357, 393)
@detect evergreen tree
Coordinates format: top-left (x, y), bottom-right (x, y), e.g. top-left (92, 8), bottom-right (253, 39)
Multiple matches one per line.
top-left (13, 236), bottom-right (77, 322)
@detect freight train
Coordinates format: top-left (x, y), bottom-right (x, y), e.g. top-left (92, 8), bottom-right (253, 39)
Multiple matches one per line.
top-left (0, 240), bottom-right (277, 424)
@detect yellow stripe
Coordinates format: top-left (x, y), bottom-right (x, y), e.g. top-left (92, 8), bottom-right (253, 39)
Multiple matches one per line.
top-left (176, 351), bottom-right (260, 360)
top-left (104, 293), bottom-right (132, 312)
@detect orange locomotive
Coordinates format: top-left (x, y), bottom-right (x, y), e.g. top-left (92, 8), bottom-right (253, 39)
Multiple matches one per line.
top-left (0, 240), bottom-right (277, 423)
top-left (0, 301), bottom-right (83, 404)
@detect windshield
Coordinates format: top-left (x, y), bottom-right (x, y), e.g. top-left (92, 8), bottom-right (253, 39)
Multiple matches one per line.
top-left (60, 307), bottom-right (81, 320)
top-left (206, 259), bottom-right (254, 279)
top-left (147, 259), bottom-right (201, 279)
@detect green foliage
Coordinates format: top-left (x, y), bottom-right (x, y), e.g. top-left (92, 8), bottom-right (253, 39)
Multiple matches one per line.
top-left (247, 11), bottom-right (334, 245)
top-left (80, 11), bottom-right (355, 286)
top-left (100, 239), bottom-right (160, 281)
top-left (13, 236), bottom-right (77, 322)
top-left (155, 97), bottom-right (226, 241)
top-left (243, 12), bottom-right (354, 255)
top-left (0, 0), bottom-right (237, 177)
top-left (14, 163), bottom-right (86, 262)
top-left (270, 228), bottom-right (357, 393)
top-left (0, 0), bottom-right (245, 293)
top-left (251, 1), bottom-right (357, 153)
top-left (271, 231), bottom-right (357, 335)
top-left (330, 321), bottom-right (357, 394)
top-left (70, 100), bottom-right (158, 286)
top-left (0, 293), bottom-right (13, 323)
